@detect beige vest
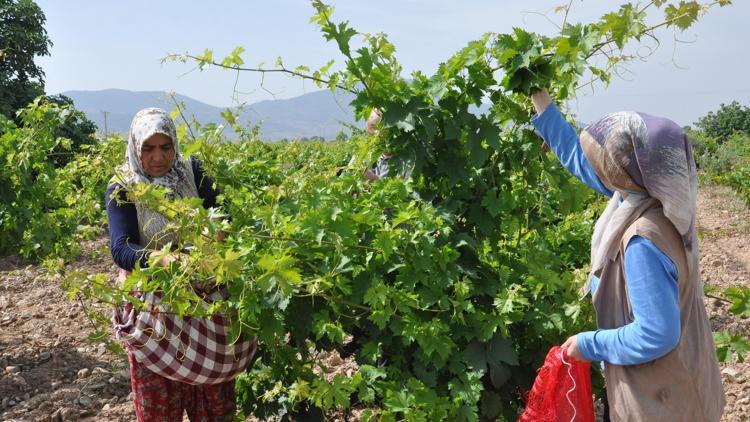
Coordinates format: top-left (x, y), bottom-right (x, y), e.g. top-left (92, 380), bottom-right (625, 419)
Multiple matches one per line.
top-left (593, 206), bottom-right (725, 421)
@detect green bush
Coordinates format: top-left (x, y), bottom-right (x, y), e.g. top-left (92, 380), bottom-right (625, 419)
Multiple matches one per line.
top-left (687, 128), bottom-right (718, 169)
top-left (43, 94), bottom-right (99, 167)
top-left (0, 99), bottom-right (118, 261)
top-left (692, 132), bottom-right (750, 175)
top-left (694, 101), bottom-right (750, 141)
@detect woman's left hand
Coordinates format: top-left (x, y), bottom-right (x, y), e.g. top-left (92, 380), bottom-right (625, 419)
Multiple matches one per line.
top-left (561, 335), bottom-right (588, 362)
top-left (156, 251), bottom-right (185, 267)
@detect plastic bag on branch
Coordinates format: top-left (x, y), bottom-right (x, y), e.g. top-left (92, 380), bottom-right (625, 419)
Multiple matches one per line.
top-left (518, 345), bottom-right (594, 422)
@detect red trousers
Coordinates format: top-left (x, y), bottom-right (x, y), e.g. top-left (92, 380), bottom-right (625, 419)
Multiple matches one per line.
top-left (128, 352), bottom-right (236, 421)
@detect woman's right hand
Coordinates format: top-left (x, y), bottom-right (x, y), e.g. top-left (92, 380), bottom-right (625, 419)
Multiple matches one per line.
top-left (530, 89), bottom-right (552, 115)
top-left (561, 334), bottom-right (588, 362)
top-left (117, 268), bottom-right (131, 284)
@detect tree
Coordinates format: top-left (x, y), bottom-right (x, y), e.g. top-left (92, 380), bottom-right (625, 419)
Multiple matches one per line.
top-left (695, 100), bottom-right (750, 141)
top-left (44, 94), bottom-right (98, 166)
top-left (0, 0), bottom-right (51, 121)
top-left (0, 3), bottom-right (96, 166)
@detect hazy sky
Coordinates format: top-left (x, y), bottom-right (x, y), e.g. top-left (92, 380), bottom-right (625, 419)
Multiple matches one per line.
top-left (36, 0), bottom-right (749, 126)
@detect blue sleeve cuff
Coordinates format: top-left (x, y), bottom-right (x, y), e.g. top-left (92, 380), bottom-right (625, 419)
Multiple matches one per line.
top-left (531, 103), bottom-right (563, 141)
top-left (531, 103), bottom-right (553, 126)
top-left (577, 330), bottom-right (599, 362)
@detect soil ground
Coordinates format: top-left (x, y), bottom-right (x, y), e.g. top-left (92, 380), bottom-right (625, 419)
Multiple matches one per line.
top-left (0, 183), bottom-right (748, 421)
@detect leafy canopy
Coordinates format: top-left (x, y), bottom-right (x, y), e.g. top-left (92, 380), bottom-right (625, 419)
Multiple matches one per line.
top-left (0, 0), bottom-right (51, 120)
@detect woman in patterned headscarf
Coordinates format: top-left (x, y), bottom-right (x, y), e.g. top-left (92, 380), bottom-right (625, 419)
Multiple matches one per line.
top-left (529, 89), bottom-right (725, 421)
top-left (106, 108), bottom-right (255, 421)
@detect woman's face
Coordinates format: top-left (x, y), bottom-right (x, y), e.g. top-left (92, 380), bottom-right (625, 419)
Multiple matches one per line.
top-left (141, 133), bottom-right (175, 177)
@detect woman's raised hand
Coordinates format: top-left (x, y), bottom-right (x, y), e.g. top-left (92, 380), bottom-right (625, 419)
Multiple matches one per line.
top-left (530, 89), bottom-right (552, 115)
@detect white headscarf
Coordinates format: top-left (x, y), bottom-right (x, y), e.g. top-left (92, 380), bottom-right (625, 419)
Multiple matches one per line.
top-left (116, 108), bottom-right (194, 198)
top-left (115, 108), bottom-right (199, 249)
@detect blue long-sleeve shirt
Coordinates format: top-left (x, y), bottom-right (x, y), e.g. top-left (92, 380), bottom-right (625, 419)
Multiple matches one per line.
top-left (105, 157), bottom-right (219, 271)
top-left (532, 103), bottom-right (681, 365)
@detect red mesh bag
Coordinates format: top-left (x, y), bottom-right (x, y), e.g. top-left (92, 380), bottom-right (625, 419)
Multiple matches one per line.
top-left (518, 346), bottom-right (595, 422)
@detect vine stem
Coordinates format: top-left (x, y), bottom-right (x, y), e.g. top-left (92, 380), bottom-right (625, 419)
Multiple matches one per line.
top-left (164, 53), bottom-right (354, 94)
top-left (166, 92), bottom-right (199, 142)
top-left (244, 232), bottom-right (379, 252)
top-left (576, 2), bottom-right (719, 92)
top-left (316, 5), bottom-right (375, 102)
top-left (76, 292), bottom-right (102, 332)
top-left (585, 1), bottom-right (723, 60)
top-left (706, 293), bottom-right (732, 304)
top-left (167, 0), bottom-right (725, 107)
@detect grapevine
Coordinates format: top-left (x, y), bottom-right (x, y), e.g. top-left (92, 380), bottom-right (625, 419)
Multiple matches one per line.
top-left (48, 1), bottom-right (736, 420)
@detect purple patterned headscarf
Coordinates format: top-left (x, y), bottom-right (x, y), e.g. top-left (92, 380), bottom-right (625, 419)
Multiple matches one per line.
top-left (579, 111), bottom-right (698, 291)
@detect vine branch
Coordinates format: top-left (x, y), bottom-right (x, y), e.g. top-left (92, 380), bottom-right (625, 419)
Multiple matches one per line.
top-left (164, 53), bottom-right (354, 94)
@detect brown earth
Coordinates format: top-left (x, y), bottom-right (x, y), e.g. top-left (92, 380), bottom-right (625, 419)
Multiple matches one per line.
top-left (697, 184), bottom-right (750, 422)
top-left (0, 183), bottom-right (748, 421)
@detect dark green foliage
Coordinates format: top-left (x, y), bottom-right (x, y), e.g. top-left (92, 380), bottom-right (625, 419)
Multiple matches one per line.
top-left (0, 0), bottom-right (51, 121)
top-left (689, 102), bottom-right (750, 207)
top-left (686, 127), bottom-right (717, 168)
top-left (691, 132), bottom-right (750, 174)
top-left (0, 1), bottom-right (96, 167)
top-left (0, 99), bottom-right (120, 260)
top-left (695, 101), bottom-right (750, 141)
top-left (43, 94), bottom-right (98, 167)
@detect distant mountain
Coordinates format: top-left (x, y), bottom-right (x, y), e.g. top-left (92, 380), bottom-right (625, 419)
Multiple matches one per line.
top-left (246, 89), bottom-right (356, 140)
top-left (61, 88), bottom-right (358, 141)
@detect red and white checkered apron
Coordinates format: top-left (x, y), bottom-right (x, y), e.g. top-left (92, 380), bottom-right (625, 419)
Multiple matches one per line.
top-left (113, 286), bottom-right (256, 385)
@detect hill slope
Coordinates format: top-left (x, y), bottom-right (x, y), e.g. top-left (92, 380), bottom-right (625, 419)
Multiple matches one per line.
top-left (62, 88), bottom-right (358, 140)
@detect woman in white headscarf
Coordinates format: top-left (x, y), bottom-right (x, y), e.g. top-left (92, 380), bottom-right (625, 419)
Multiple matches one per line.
top-left (529, 89), bottom-right (724, 421)
top-left (106, 108), bottom-right (254, 421)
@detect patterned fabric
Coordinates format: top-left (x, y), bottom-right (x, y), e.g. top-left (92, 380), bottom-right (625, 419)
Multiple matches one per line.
top-left (128, 351), bottom-right (236, 421)
top-left (371, 153), bottom-right (392, 178)
top-left (579, 111), bottom-right (699, 292)
top-left (114, 286), bottom-right (257, 385)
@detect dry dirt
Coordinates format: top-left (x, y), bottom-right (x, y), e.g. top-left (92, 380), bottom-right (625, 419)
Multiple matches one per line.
top-left (0, 183), bottom-right (748, 421)
top-left (697, 184), bottom-right (750, 422)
